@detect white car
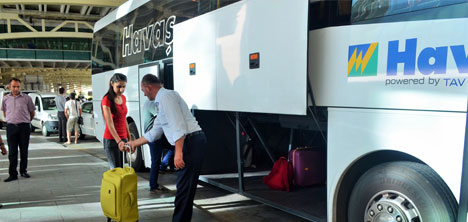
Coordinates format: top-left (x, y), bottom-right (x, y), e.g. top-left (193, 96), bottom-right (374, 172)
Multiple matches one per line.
top-left (29, 92), bottom-right (59, 136)
top-left (80, 101), bottom-right (95, 138)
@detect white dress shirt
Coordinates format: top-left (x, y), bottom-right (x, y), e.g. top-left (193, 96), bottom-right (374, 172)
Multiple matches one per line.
top-left (144, 88), bottom-right (201, 145)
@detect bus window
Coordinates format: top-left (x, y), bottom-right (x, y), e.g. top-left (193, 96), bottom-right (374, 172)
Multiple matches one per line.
top-left (351, 0), bottom-right (468, 24)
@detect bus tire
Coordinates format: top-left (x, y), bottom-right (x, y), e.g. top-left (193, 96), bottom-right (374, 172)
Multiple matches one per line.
top-left (128, 122), bottom-right (144, 171)
top-left (348, 161), bottom-right (457, 222)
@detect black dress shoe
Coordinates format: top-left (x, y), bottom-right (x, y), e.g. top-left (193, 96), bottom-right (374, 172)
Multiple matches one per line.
top-left (20, 172), bottom-right (31, 178)
top-left (4, 176), bottom-right (18, 182)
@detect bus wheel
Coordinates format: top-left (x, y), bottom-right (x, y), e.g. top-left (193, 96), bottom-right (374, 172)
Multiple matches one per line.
top-left (128, 122), bottom-right (144, 171)
top-left (348, 161), bottom-right (457, 222)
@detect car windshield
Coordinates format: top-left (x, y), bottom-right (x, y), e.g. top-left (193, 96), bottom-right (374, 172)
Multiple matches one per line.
top-left (42, 97), bottom-right (56, 110)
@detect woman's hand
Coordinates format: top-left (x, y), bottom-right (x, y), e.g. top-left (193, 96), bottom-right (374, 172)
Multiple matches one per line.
top-left (118, 141), bottom-right (126, 152)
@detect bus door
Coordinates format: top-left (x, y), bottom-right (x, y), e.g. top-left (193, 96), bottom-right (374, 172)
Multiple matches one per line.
top-left (137, 63), bottom-right (159, 168)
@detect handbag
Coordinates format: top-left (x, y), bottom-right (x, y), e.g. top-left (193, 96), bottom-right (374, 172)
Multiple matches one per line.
top-left (262, 157), bottom-right (293, 192)
top-left (75, 101), bottom-right (83, 125)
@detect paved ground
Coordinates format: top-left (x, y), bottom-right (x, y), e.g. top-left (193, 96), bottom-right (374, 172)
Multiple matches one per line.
top-left (0, 130), bottom-right (308, 222)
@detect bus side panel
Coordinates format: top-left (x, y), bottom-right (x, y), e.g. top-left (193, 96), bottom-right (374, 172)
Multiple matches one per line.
top-left (173, 12), bottom-right (217, 110)
top-left (327, 108), bottom-right (465, 221)
top-left (309, 18), bottom-right (468, 112)
top-left (173, 0), bottom-right (308, 115)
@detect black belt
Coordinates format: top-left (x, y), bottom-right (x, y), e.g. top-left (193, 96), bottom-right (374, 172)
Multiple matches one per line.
top-left (185, 130), bottom-right (204, 139)
top-left (7, 123), bottom-right (29, 126)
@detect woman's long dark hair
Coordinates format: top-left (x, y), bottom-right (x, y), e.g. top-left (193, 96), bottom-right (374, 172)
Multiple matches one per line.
top-left (104, 73), bottom-right (127, 115)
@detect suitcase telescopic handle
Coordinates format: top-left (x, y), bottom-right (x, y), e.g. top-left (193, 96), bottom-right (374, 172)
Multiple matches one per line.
top-left (123, 144), bottom-right (132, 169)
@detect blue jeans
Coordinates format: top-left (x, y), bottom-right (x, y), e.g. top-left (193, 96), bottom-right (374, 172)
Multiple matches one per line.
top-left (160, 148), bottom-right (174, 170)
top-left (149, 141), bottom-right (162, 190)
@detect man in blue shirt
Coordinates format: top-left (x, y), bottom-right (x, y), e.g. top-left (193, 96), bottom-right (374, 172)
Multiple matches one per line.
top-left (127, 74), bottom-right (206, 222)
top-left (55, 87), bottom-right (67, 142)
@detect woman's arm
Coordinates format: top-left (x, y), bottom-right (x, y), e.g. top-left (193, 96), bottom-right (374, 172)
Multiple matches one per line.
top-left (64, 106), bottom-right (69, 119)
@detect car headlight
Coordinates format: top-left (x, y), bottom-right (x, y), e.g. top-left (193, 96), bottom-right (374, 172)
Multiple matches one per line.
top-left (48, 114), bottom-right (58, 120)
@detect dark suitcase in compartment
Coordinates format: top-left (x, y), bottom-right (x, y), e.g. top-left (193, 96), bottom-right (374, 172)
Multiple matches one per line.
top-left (288, 147), bottom-right (325, 187)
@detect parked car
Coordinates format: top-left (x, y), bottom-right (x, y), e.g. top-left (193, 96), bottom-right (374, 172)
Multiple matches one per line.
top-left (29, 92), bottom-right (59, 136)
top-left (80, 101), bottom-right (95, 138)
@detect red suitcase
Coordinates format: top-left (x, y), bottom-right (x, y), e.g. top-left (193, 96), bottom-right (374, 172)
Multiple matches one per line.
top-left (288, 147), bottom-right (326, 187)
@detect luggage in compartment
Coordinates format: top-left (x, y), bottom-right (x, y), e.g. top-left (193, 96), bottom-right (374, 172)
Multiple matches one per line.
top-left (288, 147), bottom-right (325, 187)
top-left (100, 153), bottom-right (138, 222)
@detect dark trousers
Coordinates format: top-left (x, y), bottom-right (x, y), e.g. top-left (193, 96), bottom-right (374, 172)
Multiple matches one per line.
top-left (7, 123), bottom-right (31, 177)
top-left (57, 111), bottom-right (67, 140)
top-left (173, 132), bottom-right (207, 222)
top-left (103, 138), bottom-right (127, 169)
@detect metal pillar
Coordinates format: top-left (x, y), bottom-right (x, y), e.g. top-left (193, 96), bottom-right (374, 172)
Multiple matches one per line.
top-left (236, 112), bottom-right (245, 193)
top-left (247, 117), bottom-right (275, 164)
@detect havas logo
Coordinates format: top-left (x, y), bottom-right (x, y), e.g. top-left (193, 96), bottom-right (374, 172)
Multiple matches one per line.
top-left (387, 38), bottom-right (468, 75)
top-left (348, 43), bottom-right (379, 77)
top-left (122, 15), bottom-right (176, 58)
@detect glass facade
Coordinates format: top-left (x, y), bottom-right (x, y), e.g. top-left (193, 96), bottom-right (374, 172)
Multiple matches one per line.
top-left (0, 37), bottom-right (91, 60)
top-left (0, 24), bottom-right (91, 61)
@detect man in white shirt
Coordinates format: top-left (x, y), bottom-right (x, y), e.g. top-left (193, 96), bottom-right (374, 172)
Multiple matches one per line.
top-left (64, 93), bottom-right (82, 144)
top-left (127, 74), bottom-right (206, 222)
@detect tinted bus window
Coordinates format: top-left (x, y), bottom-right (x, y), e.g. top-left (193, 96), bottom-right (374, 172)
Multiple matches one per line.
top-left (92, 0), bottom-right (239, 75)
top-left (352, 0), bottom-right (468, 23)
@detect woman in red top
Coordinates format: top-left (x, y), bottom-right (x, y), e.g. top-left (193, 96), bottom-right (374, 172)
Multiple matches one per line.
top-left (102, 73), bottom-right (131, 169)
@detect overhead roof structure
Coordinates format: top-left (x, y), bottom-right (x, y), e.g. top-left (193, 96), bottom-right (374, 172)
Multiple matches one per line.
top-left (0, 0), bottom-right (126, 69)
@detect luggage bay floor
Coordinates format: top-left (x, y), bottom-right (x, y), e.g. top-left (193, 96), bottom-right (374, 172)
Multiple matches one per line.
top-left (0, 131), bottom-right (308, 222)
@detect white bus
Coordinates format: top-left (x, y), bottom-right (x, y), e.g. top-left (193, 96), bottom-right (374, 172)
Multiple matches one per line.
top-left (92, 0), bottom-right (468, 221)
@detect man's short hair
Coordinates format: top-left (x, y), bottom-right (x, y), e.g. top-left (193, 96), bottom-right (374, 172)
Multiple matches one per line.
top-left (70, 92), bottom-right (76, 100)
top-left (59, 87), bottom-right (65, 94)
top-left (9, 78), bottom-right (21, 83)
top-left (141, 74), bottom-right (161, 85)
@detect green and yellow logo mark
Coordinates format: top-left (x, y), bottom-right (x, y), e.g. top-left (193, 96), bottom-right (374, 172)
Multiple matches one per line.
top-left (348, 43), bottom-right (379, 77)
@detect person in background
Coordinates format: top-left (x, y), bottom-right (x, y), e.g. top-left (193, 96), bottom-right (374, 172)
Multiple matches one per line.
top-left (2, 78), bottom-right (35, 182)
top-left (141, 97), bottom-right (174, 193)
top-left (102, 73), bottom-right (131, 169)
top-left (127, 74), bottom-right (207, 222)
top-left (64, 92), bottom-right (81, 145)
top-left (55, 87), bottom-right (67, 142)
top-left (0, 133), bottom-right (6, 208)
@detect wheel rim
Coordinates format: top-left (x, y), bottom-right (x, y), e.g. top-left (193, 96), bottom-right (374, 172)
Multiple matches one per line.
top-left (365, 190), bottom-right (422, 222)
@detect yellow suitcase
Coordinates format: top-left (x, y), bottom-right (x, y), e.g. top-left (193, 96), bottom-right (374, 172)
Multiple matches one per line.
top-left (100, 154), bottom-right (138, 222)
